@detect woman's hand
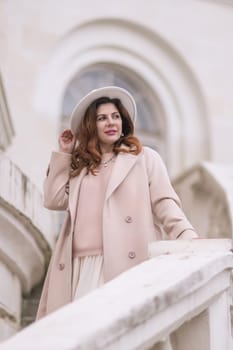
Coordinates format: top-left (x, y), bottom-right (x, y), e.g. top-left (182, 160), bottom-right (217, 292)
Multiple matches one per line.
top-left (59, 129), bottom-right (76, 154)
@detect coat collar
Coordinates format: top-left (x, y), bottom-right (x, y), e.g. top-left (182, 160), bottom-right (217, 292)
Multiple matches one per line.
top-left (68, 147), bottom-right (143, 212)
top-left (105, 150), bottom-right (142, 200)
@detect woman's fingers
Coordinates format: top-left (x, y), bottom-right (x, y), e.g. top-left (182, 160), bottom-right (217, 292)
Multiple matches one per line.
top-left (61, 129), bottom-right (74, 143)
top-left (59, 129), bottom-right (76, 153)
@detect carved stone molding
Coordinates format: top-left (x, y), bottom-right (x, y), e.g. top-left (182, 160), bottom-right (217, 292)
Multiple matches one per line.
top-left (0, 74), bottom-right (14, 151)
top-left (173, 162), bottom-right (233, 238)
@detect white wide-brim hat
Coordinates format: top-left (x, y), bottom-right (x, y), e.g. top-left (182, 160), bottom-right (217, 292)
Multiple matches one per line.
top-left (70, 86), bottom-right (137, 134)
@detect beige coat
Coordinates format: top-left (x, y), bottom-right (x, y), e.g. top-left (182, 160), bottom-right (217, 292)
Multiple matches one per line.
top-left (36, 146), bottom-right (197, 319)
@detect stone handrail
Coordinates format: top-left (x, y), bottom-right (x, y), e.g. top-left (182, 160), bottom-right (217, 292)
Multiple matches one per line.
top-left (1, 239), bottom-right (232, 350)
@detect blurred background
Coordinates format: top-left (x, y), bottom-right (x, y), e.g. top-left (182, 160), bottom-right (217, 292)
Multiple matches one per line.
top-left (0, 0), bottom-right (233, 341)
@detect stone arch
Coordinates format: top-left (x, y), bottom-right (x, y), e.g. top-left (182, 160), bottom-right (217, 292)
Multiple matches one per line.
top-left (34, 18), bottom-right (209, 176)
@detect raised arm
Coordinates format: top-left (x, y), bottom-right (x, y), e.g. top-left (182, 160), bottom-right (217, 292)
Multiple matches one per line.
top-left (43, 152), bottom-right (71, 210)
top-left (43, 129), bottom-right (76, 210)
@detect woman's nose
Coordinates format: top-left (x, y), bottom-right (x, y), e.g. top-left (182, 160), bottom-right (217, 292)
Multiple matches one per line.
top-left (106, 116), bottom-right (114, 125)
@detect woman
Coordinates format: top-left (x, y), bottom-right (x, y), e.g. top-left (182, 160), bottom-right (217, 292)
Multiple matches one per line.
top-left (36, 86), bottom-right (198, 320)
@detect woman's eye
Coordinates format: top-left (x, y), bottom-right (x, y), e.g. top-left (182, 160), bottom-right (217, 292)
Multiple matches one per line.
top-left (113, 114), bottom-right (120, 119)
top-left (97, 116), bottom-right (106, 121)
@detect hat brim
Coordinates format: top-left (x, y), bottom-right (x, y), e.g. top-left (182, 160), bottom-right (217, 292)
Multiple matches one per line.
top-left (70, 86), bottom-right (137, 134)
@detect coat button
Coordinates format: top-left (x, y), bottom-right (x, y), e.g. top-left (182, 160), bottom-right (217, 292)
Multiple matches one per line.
top-left (59, 263), bottom-right (65, 270)
top-left (125, 216), bottom-right (133, 223)
top-left (128, 251), bottom-right (136, 259)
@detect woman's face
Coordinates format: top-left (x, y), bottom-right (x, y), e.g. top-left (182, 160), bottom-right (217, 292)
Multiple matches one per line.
top-left (96, 102), bottom-right (122, 153)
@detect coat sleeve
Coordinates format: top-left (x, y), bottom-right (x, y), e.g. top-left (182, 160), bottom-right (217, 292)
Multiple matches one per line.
top-left (143, 147), bottom-right (198, 239)
top-left (43, 151), bottom-right (72, 210)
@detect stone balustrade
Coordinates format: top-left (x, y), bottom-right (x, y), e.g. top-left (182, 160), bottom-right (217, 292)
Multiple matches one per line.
top-left (0, 157), bottom-right (53, 341)
top-left (1, 239), bottom-right (232, 350)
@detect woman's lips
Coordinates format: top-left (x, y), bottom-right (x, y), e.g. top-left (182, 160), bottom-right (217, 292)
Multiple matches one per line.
top-left (105, 130), bottom-right (117, 135)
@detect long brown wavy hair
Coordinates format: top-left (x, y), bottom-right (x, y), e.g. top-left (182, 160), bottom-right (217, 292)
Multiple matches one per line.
top-left (70, 96), bottom-right (142, 176)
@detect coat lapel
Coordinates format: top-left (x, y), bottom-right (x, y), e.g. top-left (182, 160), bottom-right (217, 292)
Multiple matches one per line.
top-left (105, 151), bottom-right (141, 200)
